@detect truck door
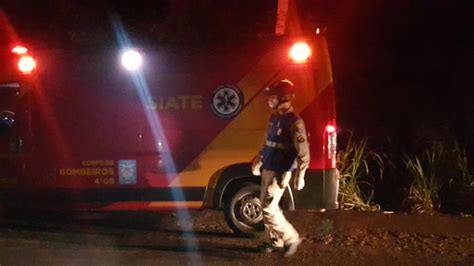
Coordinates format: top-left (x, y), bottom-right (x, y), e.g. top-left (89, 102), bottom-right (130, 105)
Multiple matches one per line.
top-left (0, 82), bottom-right (26, 187)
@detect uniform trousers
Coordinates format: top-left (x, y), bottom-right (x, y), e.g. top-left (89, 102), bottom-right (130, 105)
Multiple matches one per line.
top-left (260, 169), bottom-right (300, 247)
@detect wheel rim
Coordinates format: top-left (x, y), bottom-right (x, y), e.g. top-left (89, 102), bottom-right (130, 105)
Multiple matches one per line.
top-left (238, 194), bottom-right (263, 225)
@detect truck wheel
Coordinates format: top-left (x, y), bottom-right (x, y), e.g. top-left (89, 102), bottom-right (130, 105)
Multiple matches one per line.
top-left (224, 183), bottom-right (265, 237)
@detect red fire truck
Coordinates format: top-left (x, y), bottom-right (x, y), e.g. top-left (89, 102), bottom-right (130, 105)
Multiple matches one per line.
top-left (0, 5), bottom-right (337, 236)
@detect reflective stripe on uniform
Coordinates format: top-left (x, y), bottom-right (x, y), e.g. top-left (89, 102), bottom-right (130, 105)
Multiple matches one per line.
top-left (265, 140), bottom-right (293, 149)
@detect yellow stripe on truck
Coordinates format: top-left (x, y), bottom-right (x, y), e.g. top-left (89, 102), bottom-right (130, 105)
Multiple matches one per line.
top-left (170, 38), bottom-right (334, 188)
top-left (148, 201), bottom-right (203, 208)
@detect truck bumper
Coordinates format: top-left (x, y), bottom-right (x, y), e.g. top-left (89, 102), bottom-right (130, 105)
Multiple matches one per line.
top-left (292, 169), bottom-right (338, 210)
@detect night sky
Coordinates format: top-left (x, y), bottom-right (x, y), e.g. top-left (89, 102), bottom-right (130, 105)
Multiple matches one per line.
top-left (2, 0), bottom-right (473, 155)
top-left (325, 1), bottom-right (473, 156)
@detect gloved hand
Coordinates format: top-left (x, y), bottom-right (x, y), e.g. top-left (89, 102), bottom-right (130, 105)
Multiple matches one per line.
top-left (251, 158), bottom-right (263, 176)
top-left (280, 171), bottom-right (292, 188)
top-left (293, 170), bottom-right (306, 191)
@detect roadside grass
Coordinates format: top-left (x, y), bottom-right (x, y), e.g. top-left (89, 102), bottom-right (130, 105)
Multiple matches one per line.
top-left (318, 219), bottom-right (334, 236)
top-left (440, 143), bottom-right (474, 213)
top-left (336, 134), bottom-right (383, 211)
top-left (335, 133), bottom-right (472, 214)
top-left (403, 142), bottom-right (473, 214)
top-left (451, 143), bottom-right (474, 191)
top-left (404, 143), bottom-right (443, 213)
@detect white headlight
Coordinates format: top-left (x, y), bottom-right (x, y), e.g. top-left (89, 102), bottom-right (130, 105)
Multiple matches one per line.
top-left (121, 50), bottom-right (143, 71)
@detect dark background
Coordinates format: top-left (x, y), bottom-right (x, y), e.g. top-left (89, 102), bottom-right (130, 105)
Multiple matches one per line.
top-left (2, 0), bottom-right (473, 157)
top-left (326, 1), bottom-right (473, 157)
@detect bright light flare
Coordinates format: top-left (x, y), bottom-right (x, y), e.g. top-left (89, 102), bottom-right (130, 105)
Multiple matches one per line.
top-left (121, 50), bottom-right (143, 71)
top-left (18, 56), bottom-right (36, 74)
top-left (12, 46), bottom-right (28, 55)
top-left (326, 125), bottom-right (336, 133)
top-left (289, 42), bottom-right (311, 63)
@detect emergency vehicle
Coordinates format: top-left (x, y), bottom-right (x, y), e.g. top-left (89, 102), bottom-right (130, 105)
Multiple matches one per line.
top-left (0, 5), bottom-right (337, 236)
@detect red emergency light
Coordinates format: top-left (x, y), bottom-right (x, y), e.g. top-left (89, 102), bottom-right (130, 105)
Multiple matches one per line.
top-left (289, 42), bottom-right (311, 63)
top-left (12, 46), bottom-right (28, 55)
top-left (18, 55), bottom-right (36, 74)
top-left (11, 45), bottom-right (36, 74)
top-left (325, 125), bottom-right (336, 133)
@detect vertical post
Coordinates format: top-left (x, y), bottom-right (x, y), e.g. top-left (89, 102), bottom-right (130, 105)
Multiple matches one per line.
top-left (275, 0), bottom-right (289, 36)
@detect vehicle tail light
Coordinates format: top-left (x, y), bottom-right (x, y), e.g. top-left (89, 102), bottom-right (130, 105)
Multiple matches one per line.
top-left (326, 124), bottom-right (337, 168)
top-left (12, 46), bottom-right (28, 55)
top-left (18, 56), bottom-right (36, 74)
top-left (289, 42), bottom-right (311, 63)
top-left (326, 125), bottom-right (336, 134)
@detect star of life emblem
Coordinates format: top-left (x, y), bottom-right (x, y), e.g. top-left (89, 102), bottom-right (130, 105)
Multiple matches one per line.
top-left (118, 160), bottom-right (137, 185)
top-left (211, 85), bottom-right (244, 118)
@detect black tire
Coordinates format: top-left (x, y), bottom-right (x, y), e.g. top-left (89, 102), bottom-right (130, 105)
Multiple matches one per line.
top-left (224, 183), bottom-right (265, 238)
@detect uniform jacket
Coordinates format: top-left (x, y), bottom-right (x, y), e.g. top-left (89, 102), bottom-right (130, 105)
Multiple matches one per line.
top-left (258, 106), bottom-right (310, 174)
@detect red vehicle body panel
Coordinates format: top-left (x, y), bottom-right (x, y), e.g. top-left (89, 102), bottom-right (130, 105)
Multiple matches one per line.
top-left (0, 36), bottom-right (337, 211)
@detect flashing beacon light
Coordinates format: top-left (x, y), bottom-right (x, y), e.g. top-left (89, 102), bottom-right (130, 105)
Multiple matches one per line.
top-left (18, 56), bottom-right (36, 74)
top-left (12, 46), bottom-right (28, 55)
top-left (289, 42), bottom-right (311, 63)
top-left (325, 125), bottom-right (336, 133)
top-left (121, 49), bottom-right (143, 71)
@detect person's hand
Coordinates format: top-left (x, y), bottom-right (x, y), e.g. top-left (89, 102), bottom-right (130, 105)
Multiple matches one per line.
top-left (280, 171), bottom-right (291, 188)
top-left (251, 161), bottom-right (263, 176)
top-left (293, 170), bottom-right (306, 191)
top-left (294, 177), bottom-right (305, 190)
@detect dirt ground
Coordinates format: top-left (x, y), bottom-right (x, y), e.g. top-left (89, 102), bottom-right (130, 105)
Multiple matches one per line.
top-left (0, 209), bottom-right (473, 266)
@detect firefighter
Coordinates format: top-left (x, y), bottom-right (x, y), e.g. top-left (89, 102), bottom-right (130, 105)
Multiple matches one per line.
top-left (251, 79), bottom-right (310, 257)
